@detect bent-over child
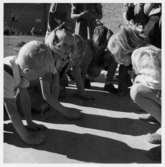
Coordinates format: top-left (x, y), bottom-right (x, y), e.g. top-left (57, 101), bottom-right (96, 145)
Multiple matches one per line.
top-left (107, 26), bottom-right (161, 159)
top-left (4, 40), bottom-right (55, 145)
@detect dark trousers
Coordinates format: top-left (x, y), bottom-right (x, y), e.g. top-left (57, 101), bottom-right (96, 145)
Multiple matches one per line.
top-left (118, 65), bottom-right (132, 92)
top-left (105, 55), bottom-right (118, 85)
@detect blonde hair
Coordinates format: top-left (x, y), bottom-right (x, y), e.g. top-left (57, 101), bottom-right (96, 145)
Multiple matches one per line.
top-left (132, 45), bottom-right (161, 72)
top-left (45, 28), bottom-right (74, 56)
top-left (16, 40), bottom-right (54, 71)
top-left (108, 26), bottom-right (149, 63)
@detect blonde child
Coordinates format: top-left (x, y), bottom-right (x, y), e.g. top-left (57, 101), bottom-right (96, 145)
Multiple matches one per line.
top-left (45, 25), bottom-right (94, 101)
top-left (28, 26), bottom-right (82, 119)
top-left (4, 40), bottom-right (56, 145)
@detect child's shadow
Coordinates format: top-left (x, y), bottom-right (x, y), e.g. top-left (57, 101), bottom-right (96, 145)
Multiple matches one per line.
top-left (4, 123), bottom-right (159, 163)
top-left (60, 87), bottom-right (143, 114)
top-left (34, 111), bottom-right (159, 136)
top-left (3, 86), bottom-right (160, 163)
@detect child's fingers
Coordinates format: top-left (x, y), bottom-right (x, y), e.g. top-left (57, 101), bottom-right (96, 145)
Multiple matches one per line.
top-left (26, 123), bottom-right (47, 131)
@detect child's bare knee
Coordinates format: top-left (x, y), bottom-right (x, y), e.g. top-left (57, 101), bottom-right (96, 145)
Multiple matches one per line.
top-left (130, 84), bottom-right (144, 102)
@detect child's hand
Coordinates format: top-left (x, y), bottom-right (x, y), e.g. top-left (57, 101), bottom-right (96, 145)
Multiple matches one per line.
top-left (60, 107), bottom-right (82, 120)
top-left (27, 122), bottom-right (47, 131)
top-left (22, 130), bottom-right (46, 145)
top-left (75, 91), bottom-right (95, 101)
top-left (80, 10), bottom-right (89, 19)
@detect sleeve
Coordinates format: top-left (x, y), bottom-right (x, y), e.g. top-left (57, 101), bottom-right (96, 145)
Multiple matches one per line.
top-left (39, 72), bottom-right (60, 101)
top-left (144, 3), bottom-right (161, 16)
top-left (71, 4), bottom-right (79, 14)
top-left (49, 3), bottom-right (57, 13)
top-left (4, 72), bottom-right (17, 99)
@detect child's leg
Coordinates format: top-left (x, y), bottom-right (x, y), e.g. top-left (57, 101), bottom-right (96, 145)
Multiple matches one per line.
top-left (40, 73), bottom-right (82, 119)
top-left (105, 54), bottom-right (118, 84)
top-left (130, 83), bottom-right (161, 123)
top-left (104, 55), bottom-right (118, 93)
top-left (118, 65), bottom-right (131, 95)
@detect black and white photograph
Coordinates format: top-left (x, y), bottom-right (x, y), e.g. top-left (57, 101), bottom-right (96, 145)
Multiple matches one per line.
top-left (2, 0), bottom-right (163, 164)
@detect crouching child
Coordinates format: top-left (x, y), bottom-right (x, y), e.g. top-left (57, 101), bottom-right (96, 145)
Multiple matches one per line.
top-left (28, 25), bottom-right (82, 120)
top-left (4, 40), bottom-right (55, 145)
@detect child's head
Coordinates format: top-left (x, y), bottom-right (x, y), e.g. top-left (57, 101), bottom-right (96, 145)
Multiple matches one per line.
top-left (132, 45), bottom-right (161, 72)
top-left (107, 26), bottom-right (149, 66)
top-left (15, 40), bottom-right (56, 80)
top-left (92, 25), bottom-right (113, 52)
top-left (45, 27), bottom-right (75, 71)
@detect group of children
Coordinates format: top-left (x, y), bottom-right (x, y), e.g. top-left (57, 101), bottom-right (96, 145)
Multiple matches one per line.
top-left (4, 41), bottom-right (55, 144)
top-left (4, 4), bottom-right (162, 162)
top-left (108, 3), bottom-right (162, 159)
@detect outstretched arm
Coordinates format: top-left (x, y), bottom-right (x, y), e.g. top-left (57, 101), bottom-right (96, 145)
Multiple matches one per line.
top-left (73, 66), bottom-right (94, 100)
top-left (73, 66), bottom-right (85, 93)
top-left (71, 4), bottom-right (89, 20)
top-left (40, 72), bottom-right (64, 112)
top-left (4, 97), bottom-right (46, 145)
top-left (4, 98), bottom-right (28, 139)
top-left (40, 72), bottom-right (82, 119)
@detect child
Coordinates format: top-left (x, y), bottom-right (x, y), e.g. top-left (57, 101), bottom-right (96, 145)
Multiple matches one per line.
top-left (130, 46), bottom-right (161, 160)
top-left (4, 40), bottom-right (56, 145)
top-left (28, 26), bottom-right (82, 120)
top-left (130, 45), bottom-right (161, 124)
top-left (92, 23), bottom-right (131, 96)
top-left (107, 26), bottom-right (161, 145)
top-left (46, 24), bottom-right (116, 99)
top-left (45, 25), bottom-right (94, 101)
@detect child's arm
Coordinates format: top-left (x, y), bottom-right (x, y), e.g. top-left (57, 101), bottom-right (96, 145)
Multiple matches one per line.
top-left (72, 44), bottom-right (94, 100)
top-left (71, 4), bottom-right (89, 20)
top-left (73, 66), bottom-right (94, 100)
top-left (18, 88), bottom-right (32, 125)
top-left (4, 98), bottom-right (28, 138)
top-left (40, 72), bottom-right (82, 119)
top-left (18, 88), bottom-right (45, 130)
top-left (73, 66), bottom-right (85, 93)
top-left (40, 72), bottom-right (64, 112)
top-left (4, 98), bottom-right (46, 145)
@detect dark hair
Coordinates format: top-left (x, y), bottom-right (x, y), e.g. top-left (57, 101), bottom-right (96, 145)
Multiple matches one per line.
top-left (92, 25), bottom-right (113, 49)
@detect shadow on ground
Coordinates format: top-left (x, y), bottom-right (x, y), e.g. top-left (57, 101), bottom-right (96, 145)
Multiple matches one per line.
top-left (4, 86), bottom-right (161, 163)
top-left (4, 123), bottom-right (158, 163)
top-left (60, 86), bottom-right (143, 114)
top-left (33, 111), bottom-right (159, 136)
